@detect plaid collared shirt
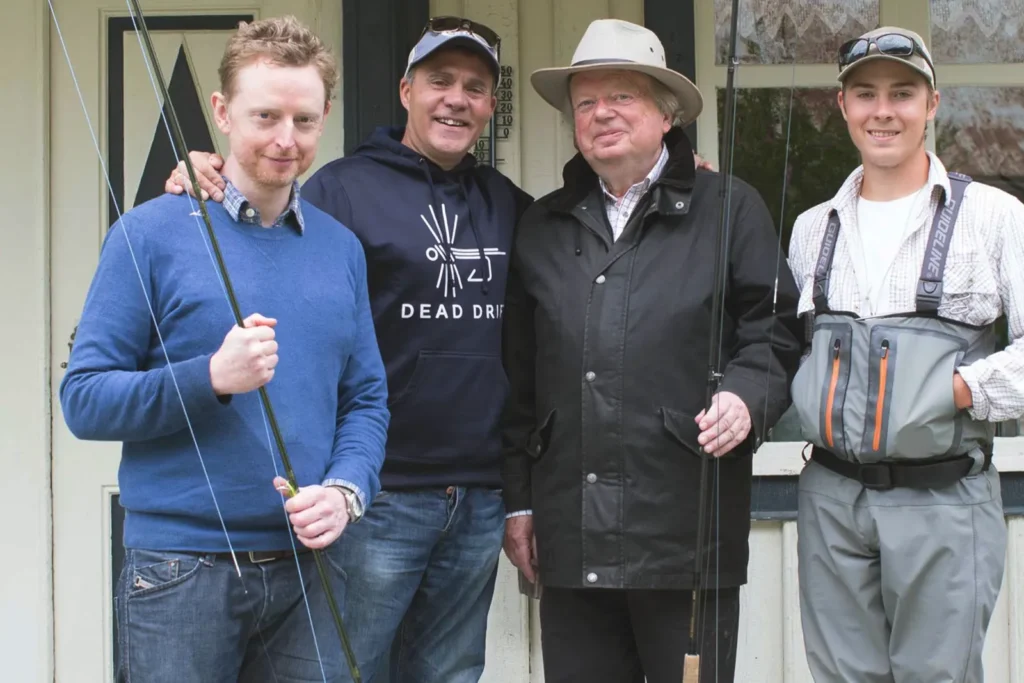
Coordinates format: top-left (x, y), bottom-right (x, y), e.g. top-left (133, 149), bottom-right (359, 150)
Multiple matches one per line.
top-left (788, 152), bottom-right (1024, 423)
top-left (222, 177), bottom-right (305, 233)
top-left (599, 143), bottom-right (669, 240)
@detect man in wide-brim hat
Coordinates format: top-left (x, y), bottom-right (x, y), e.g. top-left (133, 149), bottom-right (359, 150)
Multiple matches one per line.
top-left (500, 18), bottom-right (803, 683)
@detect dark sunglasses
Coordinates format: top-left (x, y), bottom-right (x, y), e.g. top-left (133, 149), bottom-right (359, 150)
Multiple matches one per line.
top-left (422, 16), bottom-right (500, 50)
top-left (838, 33), bottom-right (929, 70)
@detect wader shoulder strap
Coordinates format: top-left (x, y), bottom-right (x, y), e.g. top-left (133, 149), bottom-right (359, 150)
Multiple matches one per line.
top-left (812, 210), bottom-right (841, 314)
top-left (811, 172), bottom-right (973, 316)
top-left (916, 172), bottom-right (972, 313)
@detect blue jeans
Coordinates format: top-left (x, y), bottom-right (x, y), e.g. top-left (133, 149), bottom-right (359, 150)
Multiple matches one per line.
top-left (114, 545), bottom-right (349, 682)
top-left (335, 486), bottom-right (505, 683)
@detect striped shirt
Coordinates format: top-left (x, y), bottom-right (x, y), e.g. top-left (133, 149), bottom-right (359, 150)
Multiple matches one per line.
top-left (788, 152), bottom-right (1024, 423)
top-left (599, 143), bottom-right (669, 240)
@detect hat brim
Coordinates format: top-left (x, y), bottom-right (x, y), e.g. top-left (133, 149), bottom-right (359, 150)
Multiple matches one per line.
top-left (837, 54), bottom-right (935, 88)
top-left (530, 62), bottom-right (704, 126)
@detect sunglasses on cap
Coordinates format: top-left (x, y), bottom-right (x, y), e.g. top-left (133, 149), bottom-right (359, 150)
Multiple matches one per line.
top-left (421, 16), bottom-right (500, 50)
top-left (838, 33), bottom-right (931, 70)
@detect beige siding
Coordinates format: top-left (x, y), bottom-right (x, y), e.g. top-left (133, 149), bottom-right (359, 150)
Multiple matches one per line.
top-left (0, 0), bottom-right (52, 680)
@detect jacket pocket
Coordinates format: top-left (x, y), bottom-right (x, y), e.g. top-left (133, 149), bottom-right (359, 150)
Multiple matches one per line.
top-left (385, 350), bottom-right (509, 464)
top-left (791, 322), bottom-right (853, 456)
top-left (862, 324), bottom-right (965, 460)
top-left (660, 406), bottom-right (702, 457)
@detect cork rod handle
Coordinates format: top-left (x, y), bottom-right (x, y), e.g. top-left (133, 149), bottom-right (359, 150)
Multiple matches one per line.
top-left (682, 654), bottom-right (700, 683)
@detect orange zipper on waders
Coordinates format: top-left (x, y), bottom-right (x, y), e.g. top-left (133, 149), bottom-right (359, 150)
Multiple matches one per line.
top-left (825, 338), bottom-right (841, 447)
top-left (873, 340), bottom-right (890, 451)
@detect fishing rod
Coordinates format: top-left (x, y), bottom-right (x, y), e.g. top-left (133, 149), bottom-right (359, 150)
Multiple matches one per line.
top-left (683, 0), bottom-right (741, 679)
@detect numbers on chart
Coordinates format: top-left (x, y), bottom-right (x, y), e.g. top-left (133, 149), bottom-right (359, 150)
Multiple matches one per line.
top-left (473, 66), bottom-right (516, 166)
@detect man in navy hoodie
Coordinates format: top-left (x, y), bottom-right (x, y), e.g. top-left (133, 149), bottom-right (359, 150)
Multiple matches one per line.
top-left (165, 17), bottom-right (533, 683)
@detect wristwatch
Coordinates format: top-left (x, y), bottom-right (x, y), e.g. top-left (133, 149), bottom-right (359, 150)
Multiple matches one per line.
top-left (334, 486), bottom-right (364, 523)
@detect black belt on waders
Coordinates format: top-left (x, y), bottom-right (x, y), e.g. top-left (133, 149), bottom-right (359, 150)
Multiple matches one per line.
top-left (808, 445), bottom-right (989, 490)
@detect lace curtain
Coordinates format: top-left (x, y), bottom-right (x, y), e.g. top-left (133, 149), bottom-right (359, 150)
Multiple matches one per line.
top-left (714, 0), bottom-right (878, 64)
top-left (930, 0), bottom-right (1024, 63)
top-left (930, 0), bottom-right (1023, 35)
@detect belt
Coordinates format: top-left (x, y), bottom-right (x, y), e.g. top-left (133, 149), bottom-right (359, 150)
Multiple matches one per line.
top-left (211, 546), bottom-right (311, 565)
top-left (809, 446), bottom-right (978, 490)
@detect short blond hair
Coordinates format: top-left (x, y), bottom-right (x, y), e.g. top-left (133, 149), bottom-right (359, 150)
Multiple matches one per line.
top-left (218, 15), bottom-right (339, 103)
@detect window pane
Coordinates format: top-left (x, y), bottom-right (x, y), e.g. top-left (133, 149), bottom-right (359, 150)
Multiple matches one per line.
top-left (930, 0), bottom-right (1024, 64)
top-left (717, 87), bottom-right (859, 255)
top-left (718, 87), bottom-right (860, 441)
top-left (715, 0), bottom-right (878, 65)
top-left (936, 87), bottom-right (1024, 203)
top-left (937, 86), bottom-right (1024, 436)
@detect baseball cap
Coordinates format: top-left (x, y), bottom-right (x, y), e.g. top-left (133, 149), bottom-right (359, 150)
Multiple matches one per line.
top-left (837, 26), bottom-right (936, 88)
top-left (405, 17), bottom-right (501, 85)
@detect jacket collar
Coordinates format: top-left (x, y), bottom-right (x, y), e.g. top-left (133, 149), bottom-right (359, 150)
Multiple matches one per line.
top-left (548, 126), bottom-right (697, 214)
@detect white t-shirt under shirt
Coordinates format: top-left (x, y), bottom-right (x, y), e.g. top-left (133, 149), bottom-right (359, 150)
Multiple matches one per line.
top-left (855, 186), bottom-right (927, 313)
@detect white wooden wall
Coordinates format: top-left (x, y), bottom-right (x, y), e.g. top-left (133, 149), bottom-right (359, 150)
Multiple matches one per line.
top-left (1, 1), bottom-right (53, 682)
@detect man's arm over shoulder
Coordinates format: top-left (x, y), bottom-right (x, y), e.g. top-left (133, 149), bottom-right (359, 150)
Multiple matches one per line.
top-left (301, 161), bottom-right (355, 228)
top-left (59, 208), bottom-right (227, 441)
top-left (956, 190), bottom-right (1024, 422)
top-left (322, 231), bottom-right (389, 507)
top-left (500, 206), bottom-right (541, 515)
top-left (718, 183), bottom-right (805, 443)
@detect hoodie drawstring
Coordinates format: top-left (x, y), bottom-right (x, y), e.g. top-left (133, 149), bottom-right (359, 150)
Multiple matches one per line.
top-left (459, 176), bottom-right (489, 295)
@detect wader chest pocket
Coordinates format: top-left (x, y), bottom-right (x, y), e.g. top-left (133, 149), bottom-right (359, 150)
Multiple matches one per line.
top-left (793, 323), bottom-right (853, 457)
top-left (867, 324), bottom-right (965, 459)
top-left (793, 319), bottom-right (967, 461)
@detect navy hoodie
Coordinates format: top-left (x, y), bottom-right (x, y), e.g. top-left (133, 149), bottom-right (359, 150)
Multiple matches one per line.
top-left (302, 126), bottom-right (533, 490)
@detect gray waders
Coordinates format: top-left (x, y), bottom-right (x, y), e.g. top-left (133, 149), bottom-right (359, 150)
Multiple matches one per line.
top-left (791, 173), bottom-right (1007, 682)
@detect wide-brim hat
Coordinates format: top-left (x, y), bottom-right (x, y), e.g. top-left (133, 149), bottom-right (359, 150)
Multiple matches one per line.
top-left (530, 19), bottom-right (703, 126)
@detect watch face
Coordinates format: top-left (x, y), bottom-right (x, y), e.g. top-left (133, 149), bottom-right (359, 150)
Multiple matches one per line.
top-left (348, 492), bottom-right (363, 519)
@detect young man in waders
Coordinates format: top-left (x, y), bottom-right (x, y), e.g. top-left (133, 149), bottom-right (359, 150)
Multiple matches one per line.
top-left (787, 26), bottom-right (1024, 683)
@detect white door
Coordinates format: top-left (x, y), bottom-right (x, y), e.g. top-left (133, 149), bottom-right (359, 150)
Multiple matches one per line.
top-left (48, 1), bottom-right (342, 680)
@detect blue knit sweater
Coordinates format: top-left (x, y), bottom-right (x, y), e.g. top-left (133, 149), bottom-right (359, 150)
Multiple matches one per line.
top-left (59, 192), bottom-right (389, 552)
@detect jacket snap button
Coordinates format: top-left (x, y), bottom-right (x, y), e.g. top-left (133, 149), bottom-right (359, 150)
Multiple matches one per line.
top-left (585, 371), bottom-right (596, 382)
top-left (534, 444), bottom-right (542, 454)
top-left (595, 275), bottom-right (606, 284)
top-left (586, 572), bottom-right (598, 583)
top-left (586, 473), bottom-right (597, 484)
